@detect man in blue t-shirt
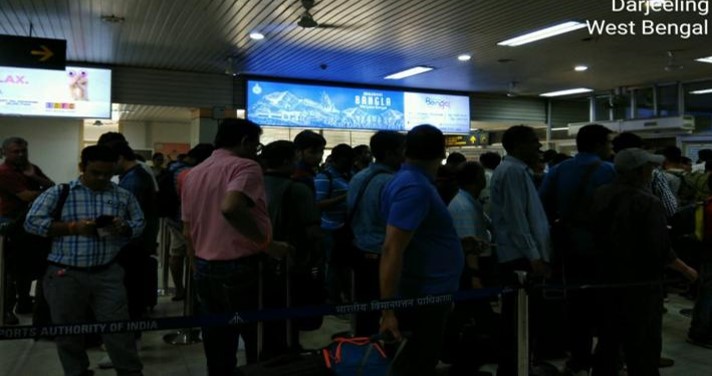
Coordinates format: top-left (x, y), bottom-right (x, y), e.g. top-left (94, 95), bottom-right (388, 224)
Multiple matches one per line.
top-left (379, 124), bottom-right (464, 376)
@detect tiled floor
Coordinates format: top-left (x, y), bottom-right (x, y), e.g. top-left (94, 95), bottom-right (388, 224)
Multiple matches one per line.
top-left (1, 291), bottom-right (711, 375)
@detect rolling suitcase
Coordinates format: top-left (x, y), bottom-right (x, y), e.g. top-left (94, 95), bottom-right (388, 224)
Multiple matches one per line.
top-left (238, 254), bottom-right (326, 375)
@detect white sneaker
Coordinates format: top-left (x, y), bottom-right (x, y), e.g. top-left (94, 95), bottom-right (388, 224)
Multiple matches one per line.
top-left (97, 355), bottom-right (114, 369)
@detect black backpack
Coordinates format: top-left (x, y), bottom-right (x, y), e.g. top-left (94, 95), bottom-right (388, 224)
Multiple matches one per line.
top-left (156, 169), bottom-right (180, 218)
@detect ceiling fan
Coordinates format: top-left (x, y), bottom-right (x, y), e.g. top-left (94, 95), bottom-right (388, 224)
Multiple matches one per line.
top-left (296, 0), bottom-right (340, 29)
top-left (664, 50), bottom-right (684, 72)
top-left (253, 0), bottom-right (347, 36)
top-left (506, 81), bottom-right (520, 98)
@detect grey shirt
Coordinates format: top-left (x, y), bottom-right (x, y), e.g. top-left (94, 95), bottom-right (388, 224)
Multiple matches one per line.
top-left (591, 180), bottom-right (677, 284)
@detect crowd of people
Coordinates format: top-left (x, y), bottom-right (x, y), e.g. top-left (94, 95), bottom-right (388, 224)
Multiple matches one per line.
top-left (1, 119), bottom-right (711, 376)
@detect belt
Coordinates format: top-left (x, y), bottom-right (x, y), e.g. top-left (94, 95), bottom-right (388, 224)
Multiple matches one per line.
top-left (195, 253), bottom-right (263, 265)
top-left (360, 252), bottom-right (380, 260)
top-left (48, 260), bottom-right (114, 273)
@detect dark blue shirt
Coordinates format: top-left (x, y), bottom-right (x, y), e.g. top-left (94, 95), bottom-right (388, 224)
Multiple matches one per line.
top-left (119, 164), bottom-right (159, 250)
top-left (380, 163), bottom-right (464, 297)
top-left (539, 152), bottom-right (616, 256)
top-left (539, 152), bottom-right (616, 221)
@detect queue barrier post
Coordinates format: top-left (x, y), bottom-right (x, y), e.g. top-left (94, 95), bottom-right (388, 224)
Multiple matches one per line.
top-left (162, 255), bottom-right (201, 345)
top-left (157, 218), bottom-right (171, 297)
top-left (515, 271), bottom-right (529, 376)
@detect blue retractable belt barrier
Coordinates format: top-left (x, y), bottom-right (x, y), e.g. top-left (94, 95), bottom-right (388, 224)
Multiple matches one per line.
top-left (0, 277), bottom-right (685, 341)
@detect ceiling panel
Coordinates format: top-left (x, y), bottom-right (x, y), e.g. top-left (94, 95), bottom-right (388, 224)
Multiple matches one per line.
top-left (116, 104), bottom-right (192, 123)
top-left (0, 0), bottom-right (711, 96)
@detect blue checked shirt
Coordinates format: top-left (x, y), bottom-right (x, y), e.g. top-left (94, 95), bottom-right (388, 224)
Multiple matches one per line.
top-left (24, 179), bottom-right (145, 267)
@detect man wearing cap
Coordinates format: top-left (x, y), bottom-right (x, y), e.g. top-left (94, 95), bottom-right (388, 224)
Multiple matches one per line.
top-left (590, 148), bottom-right (697, 376)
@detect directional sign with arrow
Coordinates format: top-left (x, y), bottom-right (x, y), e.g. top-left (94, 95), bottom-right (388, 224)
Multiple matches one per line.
top-left (445, 131), bottom-right (490, 147)
top-left (0, 35), bottom-right (66, 70)
top-left (30, 45), bottom-right (55, 62)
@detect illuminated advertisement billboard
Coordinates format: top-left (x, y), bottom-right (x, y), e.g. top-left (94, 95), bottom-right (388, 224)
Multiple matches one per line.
top-left (0, 65), bottom-right (112, 118)
top-left (246, 79), bottom-right (470, 134)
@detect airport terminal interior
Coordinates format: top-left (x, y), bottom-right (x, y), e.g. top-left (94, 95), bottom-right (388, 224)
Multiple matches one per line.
top-left (2, 0), bottom-right (712, 375)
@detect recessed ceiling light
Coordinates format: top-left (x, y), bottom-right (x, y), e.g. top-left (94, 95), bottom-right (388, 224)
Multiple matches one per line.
top-left (574, 65), bottom-right (589, 72)
top-left (690, 88), bottom-right (712, 95)
top-left (695, 56), bottom-right (712, 64)
top-left (249, 32), bottom-right (265, 40)
top-left (384, 66), bottom-right (434, 80)
top-left (498, 21), bottom-right (587, 47)
top-left (457, 54), bottom-right (472, 61)
top-left (540, 88), bottom-right (593, 97)
top-left (100, 14), bottom-right (125, 23)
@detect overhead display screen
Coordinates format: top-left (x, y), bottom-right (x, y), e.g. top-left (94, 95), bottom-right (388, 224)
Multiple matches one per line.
top-left (246, 79), bottom-right (470, 134)
top-left (0, 65), bottom-right (112, 118)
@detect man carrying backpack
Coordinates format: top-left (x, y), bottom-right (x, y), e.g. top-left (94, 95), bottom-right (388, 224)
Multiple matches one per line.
top-left (539, 124), bottom-right (616, 376)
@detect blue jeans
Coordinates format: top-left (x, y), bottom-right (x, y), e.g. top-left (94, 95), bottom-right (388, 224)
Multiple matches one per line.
top-left (194, 256), bottom-right (259, 376)
top-left (690, 262), bottom-right (712, 341)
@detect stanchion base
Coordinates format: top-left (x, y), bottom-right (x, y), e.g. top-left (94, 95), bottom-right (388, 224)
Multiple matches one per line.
top-left (157, 287), bottom-right (175, 297)
top-left (163, 328), bottom-right (202, 345)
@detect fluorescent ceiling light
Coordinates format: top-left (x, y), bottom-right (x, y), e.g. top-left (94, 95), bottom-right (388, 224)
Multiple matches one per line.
top-left (690, 88), bottom-right (712, 95)
top-left (695, 56), bottom-right (712, 64)
top-left (574, 65), bottom-right (588, 72)
top-left (498, 21), bottom-right (587, 47)
top-left (384, 66), bottom-right (434, 80)
top-left (551, 127), bottom-right (569, 131)
top-left (249, 32), bottom-right (265, 40)
top-left (540, 88), bottom-right (593, 97)
top-left (457, 54), bottom-right (472, 61)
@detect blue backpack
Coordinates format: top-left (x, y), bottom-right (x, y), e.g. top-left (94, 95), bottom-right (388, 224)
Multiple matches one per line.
top-left (322, 337), bottom-right (398, 376)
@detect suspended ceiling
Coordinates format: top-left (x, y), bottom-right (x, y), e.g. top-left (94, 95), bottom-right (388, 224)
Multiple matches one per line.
top-left (1, 0), bottom-right (711, 97)
top-left (114, 104), bottom-right (192, 123)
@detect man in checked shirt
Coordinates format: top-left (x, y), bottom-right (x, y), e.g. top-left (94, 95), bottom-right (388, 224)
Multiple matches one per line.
top-left (25, 145), bottom-right (145, 376)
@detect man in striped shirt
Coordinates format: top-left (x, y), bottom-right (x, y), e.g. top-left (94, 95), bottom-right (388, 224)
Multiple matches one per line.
top-left (25, 145), bottom-right (145, 376)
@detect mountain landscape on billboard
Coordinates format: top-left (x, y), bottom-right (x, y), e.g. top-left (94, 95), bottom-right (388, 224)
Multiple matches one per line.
top-left (249, 90), bottom-right (404, 129)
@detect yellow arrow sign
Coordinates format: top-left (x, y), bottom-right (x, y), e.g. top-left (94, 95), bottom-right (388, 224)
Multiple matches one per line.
top-left (470, 135), bottom-right (477, 143)
top-left (30, 45), bottom-right (54, 62)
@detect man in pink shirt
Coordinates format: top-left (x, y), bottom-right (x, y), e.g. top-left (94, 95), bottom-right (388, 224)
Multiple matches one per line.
top-left (181, 118), bottom-right (290, 375)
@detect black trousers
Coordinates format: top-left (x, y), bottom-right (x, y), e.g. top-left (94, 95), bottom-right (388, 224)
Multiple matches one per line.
top-left (4, 226), bottom-right (49, 312)
top-left (390, 303), bottom-right (452, 376)
top-left (592, 286), bottom-right (663, 376)
top-left (564, 255), bottom-right (598, 372)
top-left (353, 251), bottom-right (381, 336)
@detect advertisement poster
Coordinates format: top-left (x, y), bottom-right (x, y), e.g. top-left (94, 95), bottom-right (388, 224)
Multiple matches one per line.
top-left (0, 65), bottom-right (112, 118)
top-left (246, 80), bottom-right (470, 133)
top-left (403, 92), bottom-right (470, 133)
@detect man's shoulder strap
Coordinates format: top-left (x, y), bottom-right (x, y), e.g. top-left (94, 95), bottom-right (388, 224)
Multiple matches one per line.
top-left (348, 169), bottom-right (391, 223)
top-left (50, 184), bottom-right (70, 220)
